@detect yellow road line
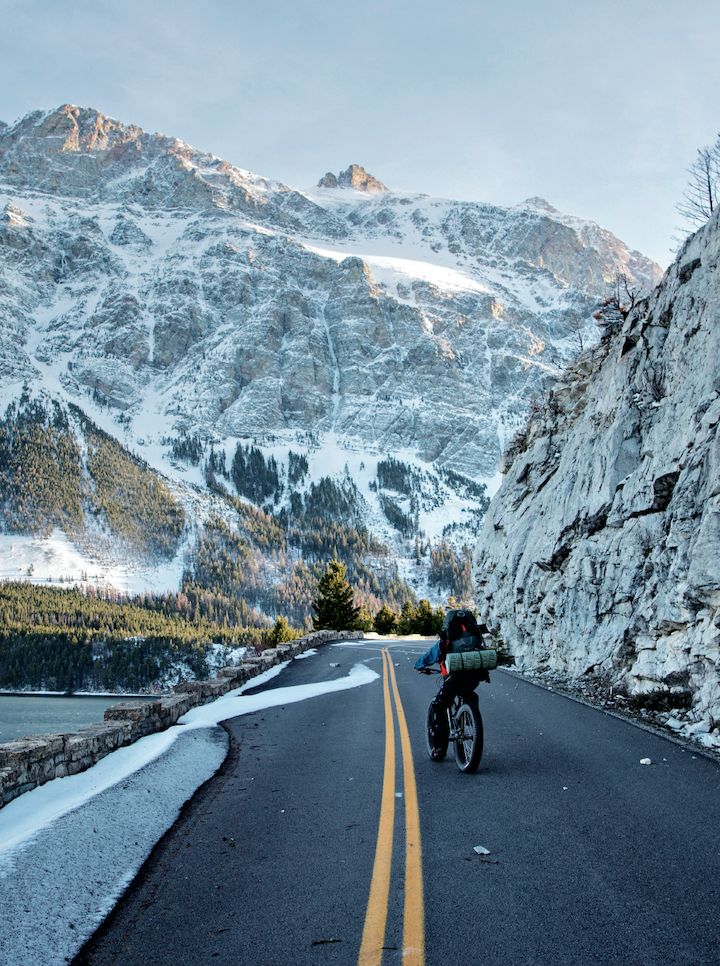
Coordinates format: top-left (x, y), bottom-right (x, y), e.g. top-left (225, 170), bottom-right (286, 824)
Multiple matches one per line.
top-left (387, 655), bottom-right (425, 966)
top-left (358, 649), bottom-right (396, 966)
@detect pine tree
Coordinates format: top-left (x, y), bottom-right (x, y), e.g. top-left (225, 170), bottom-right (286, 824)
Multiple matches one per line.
top-left (311, 559), bottom-right (360, 630)
top-left (398, 600), bottom-right (417, 636)
top-left (413, 599), bottom-right (436, 635)
top-left (355, 606), bottom-right (374, 633)
top-left (270, 615), bottom-right (294, 644)
top-left (374, 604), bottom-right (398, 635)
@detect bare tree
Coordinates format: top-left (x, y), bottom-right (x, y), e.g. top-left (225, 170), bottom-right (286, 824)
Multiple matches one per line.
top-left (593, 271), bottom-right (644, 340)
top-left (613, 270), bottom-right (642, 314)
top-left (676, 136), bottom-right (720, 232)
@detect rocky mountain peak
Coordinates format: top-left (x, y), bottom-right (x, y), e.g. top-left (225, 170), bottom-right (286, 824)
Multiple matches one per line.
top-left (0, 105), bottom-right (347, 231)
top-left (0, 102), bottom-right (669, 610)
top-left (317, 164), bottom-right (388, 193)
top-left (4, 104), bottom-right (144, 155)
top-left (521, 197), bottom-right (559, 213)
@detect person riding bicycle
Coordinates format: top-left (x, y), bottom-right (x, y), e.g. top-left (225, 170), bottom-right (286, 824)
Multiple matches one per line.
top-left (415, 608), bottom-right (490, 760)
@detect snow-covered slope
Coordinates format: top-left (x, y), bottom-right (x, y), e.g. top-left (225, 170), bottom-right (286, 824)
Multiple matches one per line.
top-left (0, 104), bottom-right (662, 597)
top-left (475, 208), bottom-right (720, 746)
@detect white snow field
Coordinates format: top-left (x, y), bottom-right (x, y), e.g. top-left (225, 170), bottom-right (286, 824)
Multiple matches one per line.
top-left (0, 530), bottom-right (187, 595)
top-left (0, 661), bottom-right (379, 966)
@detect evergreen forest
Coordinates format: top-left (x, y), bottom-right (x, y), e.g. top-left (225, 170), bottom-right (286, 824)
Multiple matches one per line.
top-left (0, 395), bottom-right (479, 690)
top-left (0, 393), bottom-right (184, 558)
top-left (0, 582), bottom-right (285, 692)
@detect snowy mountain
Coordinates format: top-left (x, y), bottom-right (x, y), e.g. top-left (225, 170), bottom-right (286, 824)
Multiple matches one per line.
top-left (474, 206), bottom-right (720, 746)
top-left (0, 104), bottom-right (662, 604)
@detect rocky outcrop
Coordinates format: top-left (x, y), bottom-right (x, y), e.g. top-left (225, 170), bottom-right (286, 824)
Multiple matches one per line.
top-left (318, 171), bottom-right (339, 189)
top-left (0, 106), bottom-right (660, 480)
top-left (475, 209), bottom-right (720, 748)
top-left (318, 164), bottom-right (388, 193)
top-left (0, 105), bottom-right (346, 235)
top-left (0, 630), bottom-right (362, 808)
top-left (0, 103), bottom-right (665, 588)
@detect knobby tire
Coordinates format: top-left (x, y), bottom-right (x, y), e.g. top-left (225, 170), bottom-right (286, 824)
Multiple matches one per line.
top-left (425, 702), bottom-right (446, 762)
top-left (453, 701), bottom-right (483, 773)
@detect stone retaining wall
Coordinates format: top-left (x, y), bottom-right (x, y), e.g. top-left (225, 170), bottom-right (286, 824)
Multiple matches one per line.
top-left (0, 630), bottom-right (362, 809)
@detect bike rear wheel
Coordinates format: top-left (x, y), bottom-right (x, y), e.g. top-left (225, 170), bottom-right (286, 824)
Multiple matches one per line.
top-left (453, 702), bottom-right (483, 773)
top-left (425, 703), bottom-right (447, 762)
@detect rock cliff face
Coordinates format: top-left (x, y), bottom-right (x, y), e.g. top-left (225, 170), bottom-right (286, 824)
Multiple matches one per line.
top-left (0, 103), bottom-right (662, 593)
top-left (0, 105), bottom-right (659, 477)
top-left (475, 210), bottom-right (720, 746)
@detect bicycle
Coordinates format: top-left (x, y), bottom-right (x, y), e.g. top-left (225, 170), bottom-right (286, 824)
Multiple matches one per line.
top-left (420, 668), bottom-right (484, 773)
top-left (418, 649), bottom-right (514, 774)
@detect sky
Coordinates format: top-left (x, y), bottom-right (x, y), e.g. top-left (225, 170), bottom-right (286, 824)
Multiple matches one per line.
top-left (1, 0), bottom-right (719, 266)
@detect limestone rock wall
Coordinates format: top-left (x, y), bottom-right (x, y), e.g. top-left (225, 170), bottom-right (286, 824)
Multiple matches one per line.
top-left (0, 630), bottom-right (362, 809)
top-left (474, 209), bottom-right (720, 748)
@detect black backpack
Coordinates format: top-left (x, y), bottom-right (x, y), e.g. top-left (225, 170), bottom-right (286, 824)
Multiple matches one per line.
top-left (442, 609), bottom-right (481, 654)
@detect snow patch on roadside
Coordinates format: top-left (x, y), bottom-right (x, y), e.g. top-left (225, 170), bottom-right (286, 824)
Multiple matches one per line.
top-left (0, 662), bottom-right (376, 862)
top-left (179, 662), bottom-right (378, 729)
top-left (0, 660), bottom-right (379, 965)
top-left (0, 727), bottom-right (227, 966)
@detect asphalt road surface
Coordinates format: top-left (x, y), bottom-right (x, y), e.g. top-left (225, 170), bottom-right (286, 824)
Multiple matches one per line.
top-left (75, 639), bottom-right (720, 966)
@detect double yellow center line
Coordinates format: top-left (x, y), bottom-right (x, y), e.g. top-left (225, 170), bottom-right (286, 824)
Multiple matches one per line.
top-left (358, 649), bottom-right (425, 966)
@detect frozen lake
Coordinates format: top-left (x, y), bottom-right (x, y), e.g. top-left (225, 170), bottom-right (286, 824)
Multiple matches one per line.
top-left (0, 694), bottom-right (152, 742)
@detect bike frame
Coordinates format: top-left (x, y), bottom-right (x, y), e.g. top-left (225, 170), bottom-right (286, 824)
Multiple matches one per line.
top-left (447, 696), bottom-right (465, 744)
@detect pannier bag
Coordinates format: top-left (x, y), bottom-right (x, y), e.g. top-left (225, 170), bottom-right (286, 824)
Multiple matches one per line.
top-left (445, 649), bottom-right (498, 673)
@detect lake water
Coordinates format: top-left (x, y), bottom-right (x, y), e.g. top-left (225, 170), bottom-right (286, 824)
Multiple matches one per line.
top-left (0, 694), bottom-right (153, 743)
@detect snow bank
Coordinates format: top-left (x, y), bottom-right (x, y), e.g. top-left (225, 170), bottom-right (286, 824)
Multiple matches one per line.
top-left (0, 662), bottom-right (377, 860)
top-left (178, 661), bottom-right (379, 728)
top-left (0, 660), bottom-right (379, 965)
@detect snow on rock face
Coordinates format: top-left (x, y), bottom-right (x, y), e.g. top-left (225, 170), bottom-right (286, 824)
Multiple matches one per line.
top-left (475, 208), bottom-right (720, 734)
top-left (0, 104), bottom-right (346, 234)
top-left (0, 105), bottom-right (661, 479)
top-left (0, 104), bottom-right (666, 596)
top-left (0, 531), bottom-right (186, 595)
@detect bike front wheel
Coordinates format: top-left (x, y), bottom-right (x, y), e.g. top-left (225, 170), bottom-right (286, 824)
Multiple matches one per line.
top-left (453, 702), bottom-right (483, 773)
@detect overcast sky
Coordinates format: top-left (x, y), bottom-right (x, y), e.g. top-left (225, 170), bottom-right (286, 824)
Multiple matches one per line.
top-left (1, 0), bottom-right (718, 265)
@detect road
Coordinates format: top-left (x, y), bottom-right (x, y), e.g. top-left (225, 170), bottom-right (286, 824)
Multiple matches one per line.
top-left (75, 639), bottom-right (720, 966)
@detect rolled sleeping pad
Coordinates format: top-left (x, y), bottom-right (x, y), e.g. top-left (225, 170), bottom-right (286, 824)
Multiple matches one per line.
top-left (445, 649), bottom-right (498, 673)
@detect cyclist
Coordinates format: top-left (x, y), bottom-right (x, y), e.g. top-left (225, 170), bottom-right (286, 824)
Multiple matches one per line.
top-left (415, 608), bottom-right (490, 760)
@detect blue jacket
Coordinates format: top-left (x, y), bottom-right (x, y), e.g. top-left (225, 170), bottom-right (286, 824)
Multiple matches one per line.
top-left (414, 640), bottom-right (443, 670)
